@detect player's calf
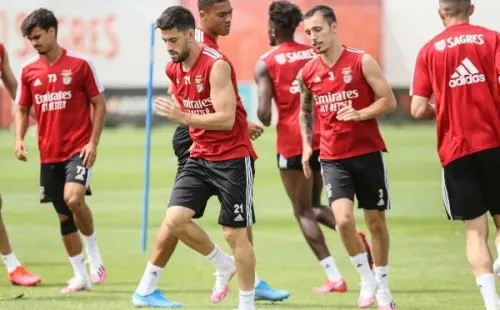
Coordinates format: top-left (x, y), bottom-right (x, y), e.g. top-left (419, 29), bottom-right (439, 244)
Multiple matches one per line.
top-left (465, 215), bottom-right (500, 309)
top-left (332, 199), bottom-right (377, 308)
top-left (223, 227), bottom-right (255, 310)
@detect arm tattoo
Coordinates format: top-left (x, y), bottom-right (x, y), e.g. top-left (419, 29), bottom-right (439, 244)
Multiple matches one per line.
top-left (298, 75), bottom-right (314, 146)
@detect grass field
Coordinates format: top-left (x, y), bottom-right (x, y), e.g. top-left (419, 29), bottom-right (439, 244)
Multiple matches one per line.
top-left (0, 124), bottom-right (494, 309)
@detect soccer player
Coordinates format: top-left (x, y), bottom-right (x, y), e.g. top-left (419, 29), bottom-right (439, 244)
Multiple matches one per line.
top-left (255, 0), bottom-right (373, 294)
top-left (299, 5), bottom-right (397, 310)
top-left (0, 43), bottom-right (42, 286)
top-left (132, 1), bottom-right (288, 307)
top-left (13, 8), bottom-right (107, 294)
top-left (151, 6), bottom-right (256, 310)
top-left (410, 1), bottom-right (500, 309)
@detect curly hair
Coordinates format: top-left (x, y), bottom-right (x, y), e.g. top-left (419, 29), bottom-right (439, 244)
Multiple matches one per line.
top-left (269, 0), bottom-right (303, 36)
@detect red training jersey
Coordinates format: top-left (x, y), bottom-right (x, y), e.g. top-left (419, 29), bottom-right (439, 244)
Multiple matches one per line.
top-left (301, 47), bottom-right (386, 160)
top-left (411, 24), bottom-right (500, 166)
top-left (260, 41), bottom-right (320, 158)
top-left (195, 28), bottom-right (219, 49)
top-left (165, 46), bottom-right (255, 161)
top-left (15, 49), bottom-right (104, 164)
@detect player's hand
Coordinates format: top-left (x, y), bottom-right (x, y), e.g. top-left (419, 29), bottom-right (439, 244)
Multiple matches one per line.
top-left (154, 97), bottom-right (185, 124)
top-left (80, 142), bottom-right (97, 168)
top-left (336, 106), bottom-right (362, 122)
top-left (248, 121), bottom-right (264, 140)
top-left (14, 140), bottom-right (28, 162)
top-left (301, 146), bottom-right (313, 179)
top-left (189, 142), bottom-right (195, 151)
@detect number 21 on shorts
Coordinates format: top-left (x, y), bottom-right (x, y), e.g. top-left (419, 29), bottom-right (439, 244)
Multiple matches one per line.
top-left (233, 204), bottom-right (244, 214)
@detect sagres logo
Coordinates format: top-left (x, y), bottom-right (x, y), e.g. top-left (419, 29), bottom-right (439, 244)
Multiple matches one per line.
top-left (449, 58), bottom-right (485, 88)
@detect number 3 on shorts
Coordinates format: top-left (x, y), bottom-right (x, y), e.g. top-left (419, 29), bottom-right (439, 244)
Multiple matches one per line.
top-left (75, 166), bottom-right (86, 181)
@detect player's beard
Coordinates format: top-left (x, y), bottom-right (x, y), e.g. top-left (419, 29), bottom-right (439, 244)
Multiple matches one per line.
top-left (34, 46), bottom-right (47, 55)
top-left (178, 42), bottom-right (190, 62)
top-left (170, 44), bottom-right (190, 63)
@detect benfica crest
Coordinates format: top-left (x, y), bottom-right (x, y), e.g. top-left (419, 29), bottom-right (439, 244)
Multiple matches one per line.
top-left (61, 69), bottom-right (72, 85)
top-left (342, 67), bottom-right (353, 84)
top-left (195, 75), bottom-right (204, 93)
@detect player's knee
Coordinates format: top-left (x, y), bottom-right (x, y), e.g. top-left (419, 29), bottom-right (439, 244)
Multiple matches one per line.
top-left (223, 227), bottom-right (249, 249)
top-left (364, 211), bottom-right (386, 234)
top-left (335, 213), bottom-right (356, 232)
top-left (164, 215), bottom-right (187, 235)
top-left (63, 193), bottom-right (84, 211)
top-left (165, 207), bottom-right (194, 235)
top-left (59, 213), bottom-right (78, 236)
top-left (292, 198), bottom-right (313, 217)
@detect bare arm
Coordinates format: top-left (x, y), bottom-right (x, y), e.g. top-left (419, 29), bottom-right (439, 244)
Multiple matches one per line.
top-left (298, 69), bottom-right (314, 148)
top-left (14, 105), bottom-right (30, 142)
top-left (183, 59), bottom-right (236, 130)
top-left (358, 53), bottom-right (397, 120)
top-left (89, 93), bottom-right (107, 145)
top-left (411, 95), bottom-right (435, 119)
top-left (1, 48), bottom-right (17, 100)
top-left (254, 60), bottom-right (274, 126)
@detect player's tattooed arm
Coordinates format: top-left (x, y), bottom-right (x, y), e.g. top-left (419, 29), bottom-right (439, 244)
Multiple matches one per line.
top-left (298, 69), bottom-right (314, 147)
top-left (254, 60), bottom-right (274, 126)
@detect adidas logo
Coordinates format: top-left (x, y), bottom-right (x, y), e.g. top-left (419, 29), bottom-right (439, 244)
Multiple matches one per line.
top-left (33, 78), bottom-right (42, 86)
top-left (234, 214), bottom-right (244, 222)
top-left (449, 58), bottom-right (485, 88)
top-left (313, 76), bottom-right (321, 83)
top-left (377, 198), bottom-right (385, 207)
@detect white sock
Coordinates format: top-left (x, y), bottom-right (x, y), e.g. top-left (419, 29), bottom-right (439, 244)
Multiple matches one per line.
top-left (320, 256), bottom-right (343, 282)
top-left (476, 273), bottom-right (499, 309)
top-left (205, 245), bottom-right (234, 271)
top-left (238, 289), bottom-right (255, 310)
top-left (135, 261), bottom-right (164, 296)
top-left (350, 252), bottom-right (376, 284)
top-left (83, 232), bottom-right (99, 255)
top-left (374, 265), bottom-right (389, 290)
top-left (254, 271), bottom-right (260, 287)
top-left (2, 252), bottom-right (21, 273)
top-left (335, 224), bottom-right (339, 231)
top-left (69, 253), bottom-right (88, 279)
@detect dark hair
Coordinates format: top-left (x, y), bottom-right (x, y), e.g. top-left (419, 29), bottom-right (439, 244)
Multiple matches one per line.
top-left (304, 5), bottom-right (337, 25)
top-left (156, 6), bottom-right (196, 31)
top-left (21, 8), bottom-right (58, 37)
top-left (439, 0), bottom-right (472, 17)
top-left (269, 1), bottom-right (303, 37)
top-left (198, 0), bottom-right (228, 11)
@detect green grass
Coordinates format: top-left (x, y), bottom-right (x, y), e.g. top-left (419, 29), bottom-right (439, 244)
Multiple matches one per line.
top-left (0, 124), bottom-right (492, 309)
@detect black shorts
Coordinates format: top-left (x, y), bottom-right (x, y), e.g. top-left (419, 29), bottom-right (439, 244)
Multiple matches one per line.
top-left (168, 156), bottom-right (256, 228)
top-left (277, 150), bottom-right (321, 172)
top-left (172, 125), bottom-right (192, 176)
top-left (320, 151), bottom-right (390, 210)
top-left (442, 147), bottom-right (500, 221)
top-left (40, 154), bottom-right (92, 203)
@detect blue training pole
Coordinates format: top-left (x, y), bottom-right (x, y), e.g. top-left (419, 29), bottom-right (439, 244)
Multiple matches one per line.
top-left (142, 22), bottom-right (155, 252)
